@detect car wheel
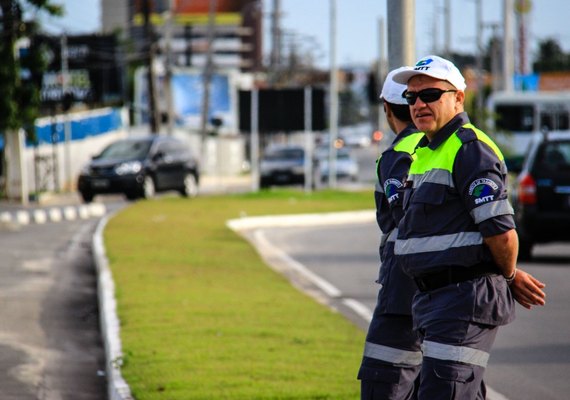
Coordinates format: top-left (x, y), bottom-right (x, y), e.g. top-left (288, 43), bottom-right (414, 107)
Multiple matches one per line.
top-left (142, 175), bottom-right (155, 199)
top-left (180, 173), bottom-right (198, 198)
top-left (80, 191), bottom-right (94, 203)
top-left (125, 191), bottom-right (139, 201)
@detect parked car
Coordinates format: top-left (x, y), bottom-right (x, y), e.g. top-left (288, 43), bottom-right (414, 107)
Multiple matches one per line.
top-left (511, 131), bottom-right (570, 259)
top-left (259, 145), bottom-right (320, 188)
top-left (77, 135), bottom-right (199, 203)
top-left (315, 146), bottom-right (359, 182)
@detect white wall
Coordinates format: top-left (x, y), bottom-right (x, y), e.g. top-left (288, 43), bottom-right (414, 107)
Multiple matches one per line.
top-left (24, 108), bottom-right (130, 194)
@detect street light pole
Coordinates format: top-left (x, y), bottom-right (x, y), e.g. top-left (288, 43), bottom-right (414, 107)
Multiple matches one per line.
top-left (142, 0), bottom-right (159, 133)
top-left (502, 0), bottom-right (515, 91)
top-left (476, 0), bottom-right (485, 115)
top-left (164, 0), bottom-right (175, 136)
top-left (387, 0), bottom-right (415, 70)
top-left (200, 0), bottom-right (217, 157)
top-left (328, 0), bottom-right (338, 188)
top-left (61, 33), bottom-right (72, 191)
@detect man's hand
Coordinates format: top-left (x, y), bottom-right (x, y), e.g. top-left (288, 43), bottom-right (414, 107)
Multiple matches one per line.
top-left (509, 269), bottom-right (546, 309)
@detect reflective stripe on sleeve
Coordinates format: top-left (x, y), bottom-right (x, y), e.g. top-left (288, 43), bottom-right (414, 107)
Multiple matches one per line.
top-left (470, 199), bottom-right (514, 224)
top-left (409, 168), bottom-right (454, 188)
top-left (380, 228), bottom-right (398, 248)
top-left (364, 341), bottom-right (423, 366)
top-left (422, 340), bottom-right (490, 368)
top-left (395, 231), bottom-right (483, 255)
top-left (386, 228), bottom-right (398, 243)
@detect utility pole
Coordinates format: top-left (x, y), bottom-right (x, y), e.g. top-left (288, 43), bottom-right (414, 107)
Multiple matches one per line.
top-left (270, 0), bottom-right (282, 82)
top-left (489, 23), bottom-right (501, 92)
top-left (502, 0), bottom-right (515, 91)
top-left (200, 0), bottom-right (217, 157)
top-left (328, 0), bottom-right (338, 188)
top-left (164, 0), bottom-right (175, 136)
top-left (61, 33), bottom-right (72, 191)
top-left (185, 24), bottom-right (193, 66)
top-left (387, 0), bottom-right (415, 71)
top-left (377, 17), bottom-right (387, 153)
top-left (476, 0), bottom-right (484, 114)
top-left (142, 0), bottom-right (159, 133)
top-left (444, 0), bottom-right (451, 58)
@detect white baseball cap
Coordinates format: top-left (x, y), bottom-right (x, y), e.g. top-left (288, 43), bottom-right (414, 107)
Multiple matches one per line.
top-left (392, 55), bottom-right (466, 91)
top-left (380, 66), bottom-right (411, 105)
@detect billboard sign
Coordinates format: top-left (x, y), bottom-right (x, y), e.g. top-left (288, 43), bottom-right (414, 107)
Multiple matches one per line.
top-left (38, 34), bottom-right (123, 107)
top-left (238, 88), bottom-right (326, 133)
top-left (134, 67), bottom-right (237, 130)
top-left (132, 0), bottom-right (257, 26)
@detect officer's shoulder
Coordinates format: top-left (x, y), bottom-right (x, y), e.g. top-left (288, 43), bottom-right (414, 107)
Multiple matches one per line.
top-left (455, 126), bottom-right (478, 144)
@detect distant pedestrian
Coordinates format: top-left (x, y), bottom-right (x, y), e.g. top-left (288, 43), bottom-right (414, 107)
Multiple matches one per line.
top-left (392, 55), bottom-right (546, 400)
top-left (358, 66), bottom-right (424, 400)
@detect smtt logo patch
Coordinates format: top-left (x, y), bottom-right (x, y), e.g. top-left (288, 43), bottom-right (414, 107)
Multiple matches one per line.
top-left (384, 178), bottom-right (403, 203)
top-left (415, 58), bottom-right (433, 67)
top-left (469, 178), bottom-right (498, 205)
top-left (414, 58), bottom-right (434, 71)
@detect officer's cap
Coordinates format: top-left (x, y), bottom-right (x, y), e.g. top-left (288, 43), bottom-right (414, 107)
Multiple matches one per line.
top-left (380, 66), bottom-right (412, 105)
top-left (392, 55), bottom-right (467, 91)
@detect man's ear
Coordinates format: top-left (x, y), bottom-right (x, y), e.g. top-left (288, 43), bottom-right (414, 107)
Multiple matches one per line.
top-left (456, 90), bottom-right (465, 104)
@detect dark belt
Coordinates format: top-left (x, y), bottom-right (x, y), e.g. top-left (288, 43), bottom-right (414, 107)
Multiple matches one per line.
top-left (413, 263), bottom-right (501, 293)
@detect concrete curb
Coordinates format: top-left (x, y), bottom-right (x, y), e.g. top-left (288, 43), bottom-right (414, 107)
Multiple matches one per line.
top-left (0, 203), bottom-right (106, 229)
top-left (226, 209), bottom-right (376, 230)
top-left (93, 213), bottom-right (134, 400)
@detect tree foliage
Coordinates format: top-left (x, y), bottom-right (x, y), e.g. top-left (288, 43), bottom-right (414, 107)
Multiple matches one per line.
top-left (533, 38), bottom-right (570, 72)
top-left (0, 0), bottom-right (61, 134)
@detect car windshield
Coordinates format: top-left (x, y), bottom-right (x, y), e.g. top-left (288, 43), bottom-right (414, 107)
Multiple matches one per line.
top-left (537, 141), bottom-right (570, 170)
top-left (264, 148), bottom-right (304, 160)
top-left (97, 140), bottom-right (152, 160)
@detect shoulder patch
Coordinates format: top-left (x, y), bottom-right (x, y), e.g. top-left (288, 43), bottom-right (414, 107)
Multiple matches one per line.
top-left (384, 178), bottom-right (403, 204)
top-left (468, 178), bottom-right (499, 204)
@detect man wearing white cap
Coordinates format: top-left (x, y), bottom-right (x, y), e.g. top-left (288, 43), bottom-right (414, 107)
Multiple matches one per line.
top-left (392, 55), bottom-right (546, 399)
top-left (357, 67), bottom-right (424, 400)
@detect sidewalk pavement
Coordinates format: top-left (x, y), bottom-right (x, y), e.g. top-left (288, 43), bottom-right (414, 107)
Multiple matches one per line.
top-left (0, 175), bottom-right (254, 230)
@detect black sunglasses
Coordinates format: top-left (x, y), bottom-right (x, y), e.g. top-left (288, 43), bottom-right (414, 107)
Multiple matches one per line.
top-left (403, 88), bottom-right (457, 105)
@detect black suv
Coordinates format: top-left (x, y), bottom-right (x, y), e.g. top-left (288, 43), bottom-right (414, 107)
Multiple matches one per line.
top-left (511, 132), bottom-right (570, 259)
top-left (77, 135), bottom-right (200, 203)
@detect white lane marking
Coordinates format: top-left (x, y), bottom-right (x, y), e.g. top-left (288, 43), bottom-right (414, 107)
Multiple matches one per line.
top-left (342, 298), bottom-right (373, 322)
top-left (229, 212), bottom-right (510, 400)
top-left (253, 229), bottom-right (342, 298)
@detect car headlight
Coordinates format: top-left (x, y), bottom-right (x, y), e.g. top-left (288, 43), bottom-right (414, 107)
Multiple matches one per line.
top-left (115, 161), bottom-right (142, 175)
top-left (80, 165), bottom-right (91, 175)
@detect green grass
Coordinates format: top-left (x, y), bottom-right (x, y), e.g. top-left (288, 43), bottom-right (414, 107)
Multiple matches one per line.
top-left (104, 189), bottom-right (374, 399)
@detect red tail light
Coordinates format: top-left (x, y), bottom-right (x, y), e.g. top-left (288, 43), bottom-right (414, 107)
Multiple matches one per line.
top-left (518, 173), bottom-right (537, 205)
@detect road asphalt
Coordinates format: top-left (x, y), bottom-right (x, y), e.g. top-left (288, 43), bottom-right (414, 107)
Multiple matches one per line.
top-left (0, 175), bottom-right (254, 400)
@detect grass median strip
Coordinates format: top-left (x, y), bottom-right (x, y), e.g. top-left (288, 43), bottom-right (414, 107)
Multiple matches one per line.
top-left (104, 189), bottom-right (373, 399)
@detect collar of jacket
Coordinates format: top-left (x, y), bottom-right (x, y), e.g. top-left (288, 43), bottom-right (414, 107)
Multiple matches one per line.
top-left (392, 123), bottom-right (420, 146)
top-left (426, 112), bottom-right (470, 150)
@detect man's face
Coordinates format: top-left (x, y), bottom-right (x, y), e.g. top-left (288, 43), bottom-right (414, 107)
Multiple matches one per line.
top-left (406, 75), bottom-right (464, 138)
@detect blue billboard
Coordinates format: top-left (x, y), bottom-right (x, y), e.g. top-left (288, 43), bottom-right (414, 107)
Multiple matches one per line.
top-left (134, 68), bottom-right (237, 131)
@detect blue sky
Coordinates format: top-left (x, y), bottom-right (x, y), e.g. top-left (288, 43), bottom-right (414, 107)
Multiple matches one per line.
top-left (39, 0), bottom-right (570, 69)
